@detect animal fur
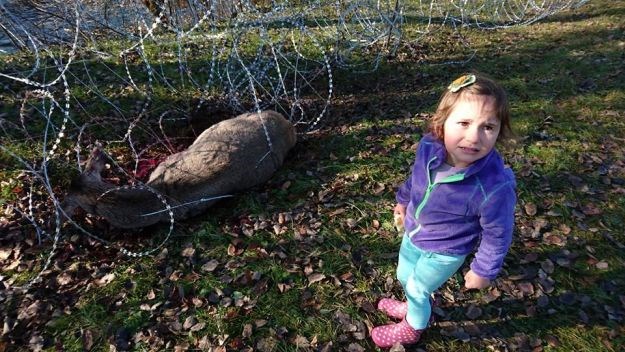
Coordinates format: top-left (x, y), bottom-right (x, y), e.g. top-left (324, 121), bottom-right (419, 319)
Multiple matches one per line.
top-left (63, 110), bottom-right (296, 228)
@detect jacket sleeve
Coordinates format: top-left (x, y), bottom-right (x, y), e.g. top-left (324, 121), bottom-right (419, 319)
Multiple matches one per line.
top-left (395, 144), bottom-right (421, 205)
top-left (470, 173), bottom-right (516, 280)
top-left (395, 176), bottom-right (412, 205)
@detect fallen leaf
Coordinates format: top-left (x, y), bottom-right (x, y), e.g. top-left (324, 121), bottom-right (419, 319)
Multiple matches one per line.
top-left (464, 322), bottom-right (481, 336)
top-left (524, 203), bottom-right (537, 216)
top-left (56, 272), bottom-right (73, 286)
top-left (277, 283), bottom-right (292, 293)
top-left (307, 273), bottom-right (326, 285)
top-left (273, 224), bottom-right (283, 234)
top-left (229, 337), bottom-right (244, 349)
top-left (544, 233), bottom-right (566, 246)
top-left (389, 343), bottom-right (406, 352)
top-left (181, 246), bottom-right (195, 258)
top-left (545, 335), bottom-right (560, 347)
top-left (220, 297), bottom-right (232, 307)
top-left (0, 248), bottom-right (12, 260)
top-left (183, 316), bottom-right (197, 330)
top-left (445, 326), bottom-right (471, 342)
top-left (465, 305), bottom-right (482, 319)
top-left (197, 336), bottom-right (211, 350)
top-left (292, 335), bottom-right (310, 348)
top-left (595, 261), bottom-right (609, 270)
top-left (581, 203), bottom-right (602, 216)
top-left (546, 210), bottom-right (562, 216)
top-left (537, 277), bottom-right (555, 293)
top-left (82, 329), bottom-right (94, 351)
top-left (340, 272), bottom-right (354, 282)
top-left (346, 343), bottom-right (365, 352)
top-left (190, 322), bottom-right (206, 332)
top-left (192, 297), bottom-right (204, 307)
top-left (242, 324), bottom-right (253, 339)
top-left (201, 259), bottom-right (220, 272)
top-left (521, 252), bottom-right (539, 263)
top-left (345, 218), bottom-right (357, 228)
top-left (556, 257), bottom-right (571, 267)
top-left (328, 208), bottom-right (346, 217)
top-left (559, 223), bottom-right (572, 234)
top-left (517, 282), bottom-right (535, 296)
top-left (482, 287), bottom-right (501, 303)
top-left (537, 295), bottom-right (550, 307)
top-left (174, 342), bottom-right (189, 352)
top-left (372, 183), bottom-right (385, 195)
top-left (5, 257), bottom-right (20, 271)
top-left (541, 259), bottom-right (555, 274)
top-left (256, 337), bottom-right (277, 352)
top-left (169, 270), bottom-right (183, 281)
top-left (147, 289), bottom-right (156, 300)
top-left (96, 273), bottom-right (115, 286)
top-left (28, 335), bottom-right (44, 352)
top-left (18, 301), bottom-right (42, 321)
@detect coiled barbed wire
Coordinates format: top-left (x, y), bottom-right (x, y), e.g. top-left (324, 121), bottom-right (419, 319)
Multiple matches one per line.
top-left (433, 0), bottom-right (590, 28)
top-left (0, 0), bottom-right (587, 290)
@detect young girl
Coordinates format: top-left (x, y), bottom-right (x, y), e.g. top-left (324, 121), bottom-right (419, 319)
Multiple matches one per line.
top-left (371, 73), bottom-right (517, 348)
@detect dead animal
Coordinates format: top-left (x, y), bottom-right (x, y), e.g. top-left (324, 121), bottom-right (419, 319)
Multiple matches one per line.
top-left (63, 110), bottom-right (297, 228)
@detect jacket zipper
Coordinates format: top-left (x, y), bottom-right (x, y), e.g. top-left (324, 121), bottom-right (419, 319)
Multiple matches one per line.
top-left (413, 156), bottom-right (466, 223)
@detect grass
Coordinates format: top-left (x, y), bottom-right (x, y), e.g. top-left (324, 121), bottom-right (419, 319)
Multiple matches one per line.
top-left (1, 0), bottom-right (625, 351)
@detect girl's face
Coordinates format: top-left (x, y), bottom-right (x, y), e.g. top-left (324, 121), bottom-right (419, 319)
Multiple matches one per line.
top-left (443, 94), bottom-right (500, 168)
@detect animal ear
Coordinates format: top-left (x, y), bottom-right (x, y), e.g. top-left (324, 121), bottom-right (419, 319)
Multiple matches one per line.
top-left (84, 145), bottom-right (107, 173)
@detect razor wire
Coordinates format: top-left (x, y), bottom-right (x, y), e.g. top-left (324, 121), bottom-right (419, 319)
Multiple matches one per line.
top-left (0, 0), bottom-right (588, 289)
top-left (0, 0), bottom-right (404, 291)
top-left (409, 0), bottom-right (589, 29)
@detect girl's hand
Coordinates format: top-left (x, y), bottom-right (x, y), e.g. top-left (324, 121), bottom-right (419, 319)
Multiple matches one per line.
top-left (464, 270), bottom-right (490, 290)
top-left (393, 203), bottom-right (406, 231)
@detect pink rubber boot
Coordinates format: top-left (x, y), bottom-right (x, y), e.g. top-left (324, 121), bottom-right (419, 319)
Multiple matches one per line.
top-left (377, 297), bottom-right (437, 321)
top-left (377, 298), bottom-right (408, 320)
top-left (371, 319), bottom-right (423, 348)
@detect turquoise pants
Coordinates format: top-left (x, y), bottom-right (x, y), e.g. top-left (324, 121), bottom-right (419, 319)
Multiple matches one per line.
top-left (397, 234), bottom-right (466, 329)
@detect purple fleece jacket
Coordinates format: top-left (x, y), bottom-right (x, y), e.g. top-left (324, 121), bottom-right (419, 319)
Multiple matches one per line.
top-left (396, 134), bottom-right (516, 280)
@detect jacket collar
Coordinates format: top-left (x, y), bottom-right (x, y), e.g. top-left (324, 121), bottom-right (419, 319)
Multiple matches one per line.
top-left (422, 133), bottom-right (501, 178)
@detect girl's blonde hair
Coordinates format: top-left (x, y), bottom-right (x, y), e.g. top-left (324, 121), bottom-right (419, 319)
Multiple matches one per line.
top-left (429, 73), bottom-right (512, 142)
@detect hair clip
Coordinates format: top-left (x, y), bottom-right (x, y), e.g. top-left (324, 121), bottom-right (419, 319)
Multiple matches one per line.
top-left (448, 74), bottom-right (476, 93)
